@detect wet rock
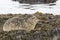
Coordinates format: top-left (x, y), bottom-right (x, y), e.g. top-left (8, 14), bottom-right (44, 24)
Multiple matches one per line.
top-left (12, 0), bottom-right (57, 4)
top-left (47, 28), bottom-right (60, 40)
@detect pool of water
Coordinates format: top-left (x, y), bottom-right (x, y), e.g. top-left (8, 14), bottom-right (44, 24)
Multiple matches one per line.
top-left (0, 0), bottom-right (60, 15)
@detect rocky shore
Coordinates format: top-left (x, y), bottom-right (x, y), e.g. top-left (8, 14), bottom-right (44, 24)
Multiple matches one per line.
top-left (0, 12), bottom-right (60, 40)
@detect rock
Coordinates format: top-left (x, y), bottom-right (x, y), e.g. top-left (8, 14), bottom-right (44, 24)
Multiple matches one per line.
top-left (0, 30), bottom-right (41, 40)
top-left (23, 30), bottom-right (42, 40)
top-left (0, 30), bottom-right (27, 40)
top-left (3, 14), bottom-right (39, 32)
top-left (12, 0), bottom-right (57, 4)
top-left (47, 28), bottom-right (60, 40)
top-left (34, 12), bottom-right (56, 31)
top-left (1, 28), bottom-right (60, 40)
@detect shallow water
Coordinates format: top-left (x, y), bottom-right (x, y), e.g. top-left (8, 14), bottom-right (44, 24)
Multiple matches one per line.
top-left (0, 0), bottom-right (60, 15)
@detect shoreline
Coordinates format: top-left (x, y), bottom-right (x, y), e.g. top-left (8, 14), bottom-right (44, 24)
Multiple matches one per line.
top-left (0, 12), bottom-right (60, 15)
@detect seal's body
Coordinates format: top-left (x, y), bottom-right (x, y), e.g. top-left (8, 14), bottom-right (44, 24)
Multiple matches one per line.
top-left (3, 14), bottom-right (39, 32)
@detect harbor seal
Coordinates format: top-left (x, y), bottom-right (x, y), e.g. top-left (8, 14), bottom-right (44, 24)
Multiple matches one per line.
top-left (3, 14), bottom-right (39, 32)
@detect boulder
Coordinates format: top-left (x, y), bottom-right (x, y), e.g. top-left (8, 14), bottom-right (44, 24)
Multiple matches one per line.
top-left (12, 0), bottom-right (57, 4)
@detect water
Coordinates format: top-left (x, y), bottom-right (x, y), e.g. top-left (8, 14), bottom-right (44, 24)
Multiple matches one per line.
top-left (0, 0), bottom-right (60, 15)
